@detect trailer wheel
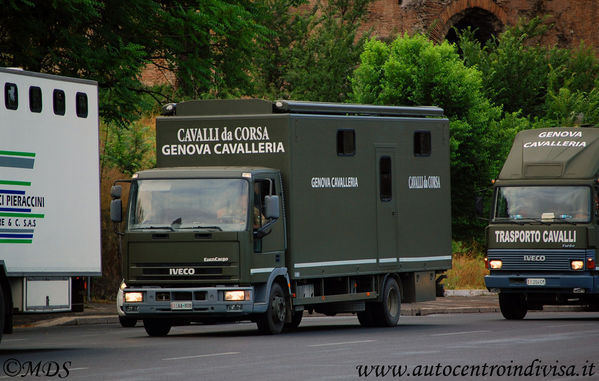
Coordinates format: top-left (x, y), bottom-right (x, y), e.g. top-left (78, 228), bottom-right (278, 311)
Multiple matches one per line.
top-left (143, 319), bottom-right (172, 336)
top-left (373, 277), bottom-right (401, 327)
top-left (499, 293), bottom-right (527, 320)
top-left (256, 282), bottom-right (286, 334)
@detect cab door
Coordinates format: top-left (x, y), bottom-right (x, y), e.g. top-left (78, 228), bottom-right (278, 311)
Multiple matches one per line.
top-left (250, 173), bottom-right (286, 280)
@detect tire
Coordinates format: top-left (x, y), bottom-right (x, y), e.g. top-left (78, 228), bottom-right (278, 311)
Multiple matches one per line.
top-left (256, 282), bottom-right (287, 334)
top-left (372, 277), bottom-right (401, 327)
top-left (119, 316), bottom-right (137, 328)
top-left (499, 293), bottom-right (527, 320)
top-left (357, 304), bottom-right (376, 327)
top-left (143, 319), bottom-right (172, 336)
top-left (284, 310), bottom-right (303, 330)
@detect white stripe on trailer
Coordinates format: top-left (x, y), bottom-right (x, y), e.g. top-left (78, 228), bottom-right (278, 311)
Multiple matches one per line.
top-left (294, 258), bottom-right (377, 268)
top-left (399, 255), bottom-right (452, 263)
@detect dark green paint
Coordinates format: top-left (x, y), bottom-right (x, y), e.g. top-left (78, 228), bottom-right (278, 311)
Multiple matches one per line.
top-left (124, 100), bottom-right (452, 289)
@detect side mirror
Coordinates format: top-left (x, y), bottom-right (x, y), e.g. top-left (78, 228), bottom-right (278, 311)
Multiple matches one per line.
top-left (264, 195), bottom-right (280, 219)
top-left (110, 199), bottom-right (122, 223)
top-left (111, 185), bottom-right (122, 199)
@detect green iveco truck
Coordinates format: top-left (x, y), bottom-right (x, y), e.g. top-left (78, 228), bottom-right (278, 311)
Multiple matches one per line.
top-left (485, 127), bottom-right (599, 319)
top-left (111, 99), bottom-right (452, 336)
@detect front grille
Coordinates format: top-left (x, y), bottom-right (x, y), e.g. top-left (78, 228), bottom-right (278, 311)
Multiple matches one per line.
top-left (149, 291), bottom-right (208, 302)
top-left (172, 291), bottom-right (192, 301)
top-left (139, 275), bottom-right (234, 281)
top-left (487, 249), bottom-right (591, 271)
top-left (142, 268), bottom-right (222, 275)
top-left (130, 262), bottom-right (238, 282)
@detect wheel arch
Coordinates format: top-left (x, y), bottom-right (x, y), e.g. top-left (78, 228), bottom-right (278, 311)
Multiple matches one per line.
top-left (253, 267), bottom-right (290, 313)
top-left (380, 273), bottom-right (402, 302)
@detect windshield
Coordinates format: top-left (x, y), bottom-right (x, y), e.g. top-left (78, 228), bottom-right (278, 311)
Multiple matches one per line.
top-left (494, 186), bottom-right (591, 222)
top-left (129, 179), bottom-right (249, 231)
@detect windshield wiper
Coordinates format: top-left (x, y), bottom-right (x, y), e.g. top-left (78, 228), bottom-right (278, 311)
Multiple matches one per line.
top-left (179, 225), bottom-right (223, 231)
top-left (553, 216), bottom-right (578, 225)
top-left (493, 217), bottom-right (550, 225)
top-left (131, 225), bottom-right (175, 231)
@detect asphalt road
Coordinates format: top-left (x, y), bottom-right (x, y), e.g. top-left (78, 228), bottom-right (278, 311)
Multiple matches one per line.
top-left (1, 311), bottom-right (598, 380)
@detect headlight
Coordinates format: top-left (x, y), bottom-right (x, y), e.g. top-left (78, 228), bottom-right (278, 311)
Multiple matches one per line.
top-left (124, 292), bottom-right (144, 303)
top-left (224, 290), bottom-right (249, 301)
top-left (571, 260), bottom-right (584, 271)
top-left (489, 260), bottom-right (503, 270)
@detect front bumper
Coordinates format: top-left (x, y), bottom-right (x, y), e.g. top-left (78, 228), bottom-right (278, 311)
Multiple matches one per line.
top-left (485, 273), bottom-right (599, 293)
top-left (120, 286), bottom-right (255, 319)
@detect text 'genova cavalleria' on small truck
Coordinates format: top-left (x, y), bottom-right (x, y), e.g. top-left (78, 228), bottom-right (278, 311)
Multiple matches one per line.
top-left (110, 99), bottom-right (452, 336)
top-left (485, 127), bottom-right (599, 319)
top-left (0, 68), bottom-right (101, 342)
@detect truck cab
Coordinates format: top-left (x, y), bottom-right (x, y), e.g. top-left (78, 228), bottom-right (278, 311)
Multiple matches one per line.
top-left (485, 127), bottom-right (599, 319)
top-left (113, 167), bottom-right (286, 335)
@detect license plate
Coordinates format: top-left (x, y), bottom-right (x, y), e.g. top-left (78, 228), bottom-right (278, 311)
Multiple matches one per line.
top-left (170, 301), bottom-right (192, 310)
top-left (526, 278), bottom-right (546, 286)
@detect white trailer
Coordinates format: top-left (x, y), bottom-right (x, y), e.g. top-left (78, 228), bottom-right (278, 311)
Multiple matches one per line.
top-left (0, 68), bottom-right (101, 340)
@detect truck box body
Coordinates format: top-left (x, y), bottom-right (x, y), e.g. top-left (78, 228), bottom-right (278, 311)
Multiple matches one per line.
top-left (0, 68), bottom-right (101, 339)
top-left (155, 100), bottom-right (451, 280)
top-left (485, 127), bottom-right (599, 318)
top-left (117, 99), bottom-right (451, 335)
top-left (0, 70), bottom-right (101, 277)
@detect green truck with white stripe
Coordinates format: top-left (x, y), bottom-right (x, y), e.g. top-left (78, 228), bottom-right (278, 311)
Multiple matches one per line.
top-left (111, 99), bottom-right (452, 336)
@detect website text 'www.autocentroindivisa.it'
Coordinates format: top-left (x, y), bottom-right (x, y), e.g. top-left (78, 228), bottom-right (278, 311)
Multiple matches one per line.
top-left (355, 359), bottom-right (596, 378)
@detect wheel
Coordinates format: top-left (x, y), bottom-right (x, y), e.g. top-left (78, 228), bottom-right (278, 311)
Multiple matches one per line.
top-left (285, 310), bottom-right (303, 330)
top-left (143, 319), bottom-right (172, 336)
top-left (372, 277), bottom-right (401, 327)
top-left (499, 293), bottom-right (527, 320)
top-left (119, 316), bottom-right (137, 328)
top-left (256, 282), bottom-right (287, 334)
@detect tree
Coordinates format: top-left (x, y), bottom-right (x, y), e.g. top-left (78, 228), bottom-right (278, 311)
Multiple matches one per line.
top-left (0, 0), bottom-right (270, 126)
top-left (458, 17), bottom-right (599, 123)
top-left (253, 0), bottom-right (372, 102)
top-left (101, 121), bottom-right (155, 176)
top-left (458, 17), bottom-right (553, 118)
top-left (350, 34), bottom-right (528, 239)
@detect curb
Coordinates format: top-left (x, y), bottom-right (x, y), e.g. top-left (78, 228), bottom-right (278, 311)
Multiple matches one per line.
top-left (402, 306), bottom-right (500, 316)
top-left (444, 289), bottom-right (496, 297)
top-left (16, 315), bottom-right (119, 329)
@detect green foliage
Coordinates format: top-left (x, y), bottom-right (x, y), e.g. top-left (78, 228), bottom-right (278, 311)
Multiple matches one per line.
top-left (101, 122), bottom-right (155, 176)
top-left (544, 87), bottom-right (599, 126)
top-left (254, 0), bottom-right (372, 102)
top-left (459, 17), bottom-right (599, 124)
top-left (350, 34), bottom-right (529, 238)
top-left (459, 17), bottom-right (553, 117)
top-left (0, 0), bottom-right (270, 126)
top-left (251, 0), bottom-right (309, 98)
top-left (154, 1), bottom-right (269, 100)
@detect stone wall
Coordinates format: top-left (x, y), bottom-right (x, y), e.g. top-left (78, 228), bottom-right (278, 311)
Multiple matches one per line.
top-left (360, 0), bottom-right (599, 49)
